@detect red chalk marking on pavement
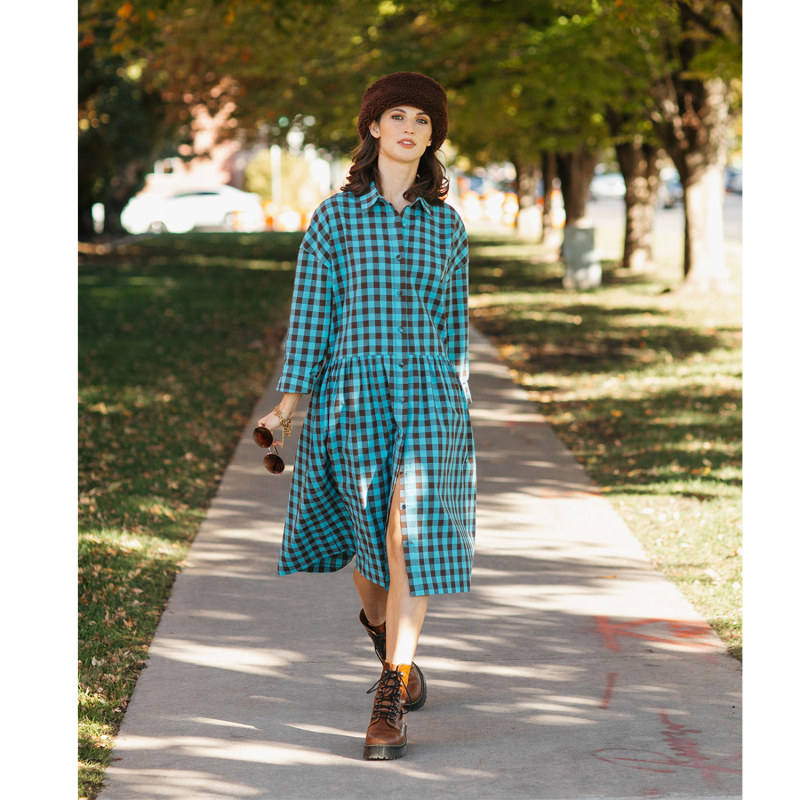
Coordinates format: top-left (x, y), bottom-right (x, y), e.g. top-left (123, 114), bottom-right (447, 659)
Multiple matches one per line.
top-left (599, 671), bottom-right (618, 709)
top-left (592, 710), bottom-right (741, 788)
top-left (658, 710), bottom-right (720, 787)
top-left (593, 616), bottom-right (719, 657)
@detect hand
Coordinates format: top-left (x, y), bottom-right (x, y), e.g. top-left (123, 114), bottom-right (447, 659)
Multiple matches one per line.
top-left (256, 394), bottom-right (300, 445)
top-left (257, 410), bottom-right (283, 442)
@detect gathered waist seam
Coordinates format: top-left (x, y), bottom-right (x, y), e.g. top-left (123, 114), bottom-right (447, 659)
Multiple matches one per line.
top-left (326, 353), bottom-right (450, 363)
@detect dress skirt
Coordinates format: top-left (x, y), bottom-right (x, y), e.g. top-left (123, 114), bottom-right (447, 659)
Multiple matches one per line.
top-left (275, 184), bottom-right (476, 596)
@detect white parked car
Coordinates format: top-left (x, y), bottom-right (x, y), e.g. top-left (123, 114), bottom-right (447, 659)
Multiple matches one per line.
top-left (121, 186), bottom-right (267, 234)
top-left (589, 172), bottom-right (626, 200)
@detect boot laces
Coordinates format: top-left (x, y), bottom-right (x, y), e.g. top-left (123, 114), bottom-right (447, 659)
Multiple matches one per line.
top-left (367, 668), bottom-right (407, 722)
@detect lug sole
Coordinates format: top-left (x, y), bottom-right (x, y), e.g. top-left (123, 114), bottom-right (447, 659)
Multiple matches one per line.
top-left (363, 741), bottom-right (407, 760)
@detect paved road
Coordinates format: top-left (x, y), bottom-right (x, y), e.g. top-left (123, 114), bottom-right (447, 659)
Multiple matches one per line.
top-left (588, 194), bottom-right (742, 278)
top-left (588, 193), bottom-right (742, 244)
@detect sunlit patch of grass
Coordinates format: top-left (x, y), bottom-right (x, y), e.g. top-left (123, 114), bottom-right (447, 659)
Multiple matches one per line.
top-left (468, 233), bottom-right (742, 660)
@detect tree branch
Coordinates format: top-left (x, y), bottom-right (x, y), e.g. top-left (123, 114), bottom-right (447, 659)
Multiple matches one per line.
top-left (677, 0), bottom-right (741, 44)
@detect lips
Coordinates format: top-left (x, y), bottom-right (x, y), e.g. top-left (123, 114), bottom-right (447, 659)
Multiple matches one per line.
top-left (398, 139), bottom-right (416, 147)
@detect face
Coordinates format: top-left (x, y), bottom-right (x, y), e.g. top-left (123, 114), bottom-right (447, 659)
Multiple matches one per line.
top-left (370, 106), bottom-right (433, 163)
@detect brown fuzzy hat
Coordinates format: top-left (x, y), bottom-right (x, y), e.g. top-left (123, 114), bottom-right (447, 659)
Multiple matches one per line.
top-left (357, 72), bottom-right (448, 152)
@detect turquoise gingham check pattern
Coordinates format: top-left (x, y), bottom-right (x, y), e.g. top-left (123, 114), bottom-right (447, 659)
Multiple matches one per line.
top-left (276, 183), bottom-right (476, 596)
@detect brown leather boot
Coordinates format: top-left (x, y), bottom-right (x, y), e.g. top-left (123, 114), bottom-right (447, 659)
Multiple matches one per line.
top-left (363, 663), bottom-right (411, 760)
top-left (359, 610), bottom-right (427, 712)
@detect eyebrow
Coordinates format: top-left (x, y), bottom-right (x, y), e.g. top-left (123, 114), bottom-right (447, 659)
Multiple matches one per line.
top-left (389, 107), bottom-right (431, 118)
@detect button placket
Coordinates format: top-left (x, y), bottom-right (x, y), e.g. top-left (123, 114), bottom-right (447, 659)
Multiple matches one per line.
top-left (394, 213), bottom-right (406, 353)
top-left (392, 209), bottom-right (408, 422)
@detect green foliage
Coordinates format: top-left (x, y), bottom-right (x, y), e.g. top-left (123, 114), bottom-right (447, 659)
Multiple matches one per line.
top-left (77, 2), bottom-right (741, 240)
top-left (78, 23), bottom-right (186, 238)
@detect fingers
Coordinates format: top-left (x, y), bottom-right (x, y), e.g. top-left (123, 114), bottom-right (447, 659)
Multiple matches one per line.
top-left (257, 413), bottom-right (278, 430)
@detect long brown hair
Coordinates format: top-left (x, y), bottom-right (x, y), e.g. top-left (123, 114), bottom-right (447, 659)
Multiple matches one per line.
top-left (341, 121), bottom-right (450, 204)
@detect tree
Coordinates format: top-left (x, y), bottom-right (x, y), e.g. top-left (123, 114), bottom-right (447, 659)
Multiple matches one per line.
top-left (78, 0), bottom-right (741, 291)
top-left (78, 12), bottom-right (189, 238)
top-left (600, 0), bottom-right (742, 288)
top-left (602, 103), bottom-right (665, 274)
top-left (380, 2), bottom-right (606, 227)
top-left (615, 133), bottom-right (662, 272)
top-left (80, 0), bottom-right (386, 149)
top-left (421, 0), bottom-right (741, 286)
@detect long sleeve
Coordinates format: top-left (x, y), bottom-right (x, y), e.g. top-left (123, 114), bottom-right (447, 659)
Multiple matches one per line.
top-left (277, 207), bottom-right (334, 394)
top-left (444, 218), bottom-right (471, 404)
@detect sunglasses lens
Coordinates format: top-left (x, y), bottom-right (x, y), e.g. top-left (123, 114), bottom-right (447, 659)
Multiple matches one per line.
top-left (253, 426), bottom-right (274, 448)
top-left (264, 453), bottom-right (285, 474)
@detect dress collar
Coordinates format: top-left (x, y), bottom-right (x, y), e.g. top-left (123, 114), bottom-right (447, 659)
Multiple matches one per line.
top-left (358, 181), bottom-right (433, 216)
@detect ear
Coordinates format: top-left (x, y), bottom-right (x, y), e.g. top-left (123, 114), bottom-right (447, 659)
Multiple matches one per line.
top-left (370, 120), bottom-right (380, 139)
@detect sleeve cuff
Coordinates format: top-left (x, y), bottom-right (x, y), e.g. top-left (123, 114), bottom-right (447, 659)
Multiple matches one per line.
top-left (277, 365), bottom-right (316, 394)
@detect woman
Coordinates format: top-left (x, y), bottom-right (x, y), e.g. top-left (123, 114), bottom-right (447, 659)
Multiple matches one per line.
top-left (257, 71), bottom-right (476, 760)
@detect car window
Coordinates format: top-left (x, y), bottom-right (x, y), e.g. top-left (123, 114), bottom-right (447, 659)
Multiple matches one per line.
top-left (172, 191), bottom-right (220, 198)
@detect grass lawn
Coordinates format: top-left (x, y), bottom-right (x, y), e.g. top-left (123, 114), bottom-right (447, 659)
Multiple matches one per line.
top-left (467, 226), bottom-right (742, 661)
top-left (78, 232), bottom-right (301, 799)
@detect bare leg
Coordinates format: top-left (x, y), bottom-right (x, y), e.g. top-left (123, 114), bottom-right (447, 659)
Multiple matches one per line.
top-left (384, 483), bottom-right (429, 666)
top-left (353, 568), bottom-right (387, 628)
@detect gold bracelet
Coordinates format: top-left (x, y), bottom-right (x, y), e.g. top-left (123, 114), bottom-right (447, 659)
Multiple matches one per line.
top-left (273, 405), bottom-right (292, 445)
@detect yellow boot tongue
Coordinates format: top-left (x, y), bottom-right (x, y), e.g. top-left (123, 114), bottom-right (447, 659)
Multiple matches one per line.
top-left (390, 663), bottom-right (411, 680)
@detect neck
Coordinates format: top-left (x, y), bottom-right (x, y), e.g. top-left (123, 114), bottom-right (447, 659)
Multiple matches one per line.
top-left (377, 156), bottom-right (420, 213)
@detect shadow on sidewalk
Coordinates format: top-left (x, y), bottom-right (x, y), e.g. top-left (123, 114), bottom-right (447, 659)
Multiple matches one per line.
top-left (104, 516), bottom-right (741, 797)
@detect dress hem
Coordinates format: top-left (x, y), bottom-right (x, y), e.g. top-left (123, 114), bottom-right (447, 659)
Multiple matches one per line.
top-left (276, 562), bottom-right (472, 596)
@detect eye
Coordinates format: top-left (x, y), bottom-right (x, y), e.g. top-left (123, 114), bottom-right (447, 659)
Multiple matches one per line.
top-left (417, 118), bottom-right (430, 125)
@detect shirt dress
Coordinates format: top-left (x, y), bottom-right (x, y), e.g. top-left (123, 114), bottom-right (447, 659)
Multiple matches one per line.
top-left (276, 182), bottom-right (476, 596)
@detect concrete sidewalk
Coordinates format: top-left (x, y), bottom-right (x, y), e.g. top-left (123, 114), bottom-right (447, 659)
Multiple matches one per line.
top-left (100, 327), bottom-right (742, 800)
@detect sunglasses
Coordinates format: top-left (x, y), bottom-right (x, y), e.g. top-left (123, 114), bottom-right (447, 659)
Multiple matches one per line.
top-left (253, 426), bottom-right (285, 474)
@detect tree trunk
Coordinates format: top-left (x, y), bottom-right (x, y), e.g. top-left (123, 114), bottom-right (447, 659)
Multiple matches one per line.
top-left (540, 150), bottom-right (557, 242)
top-left (512, 159), bottom-right (541, 237)
top-left (658, 79), bottom-right (732, 290)
top-left (556, 145), bottom-right (601, 288)
top-left (556, 144), bottom-right (597, 226)
top-left (615, 140), bottom-right (660, 272)
top-left (679, 156), bottom-right (729, 289)
top-left (647, 2), bottom-right (736, 291)
top-left (514, 160), bottom-right (537, 214)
